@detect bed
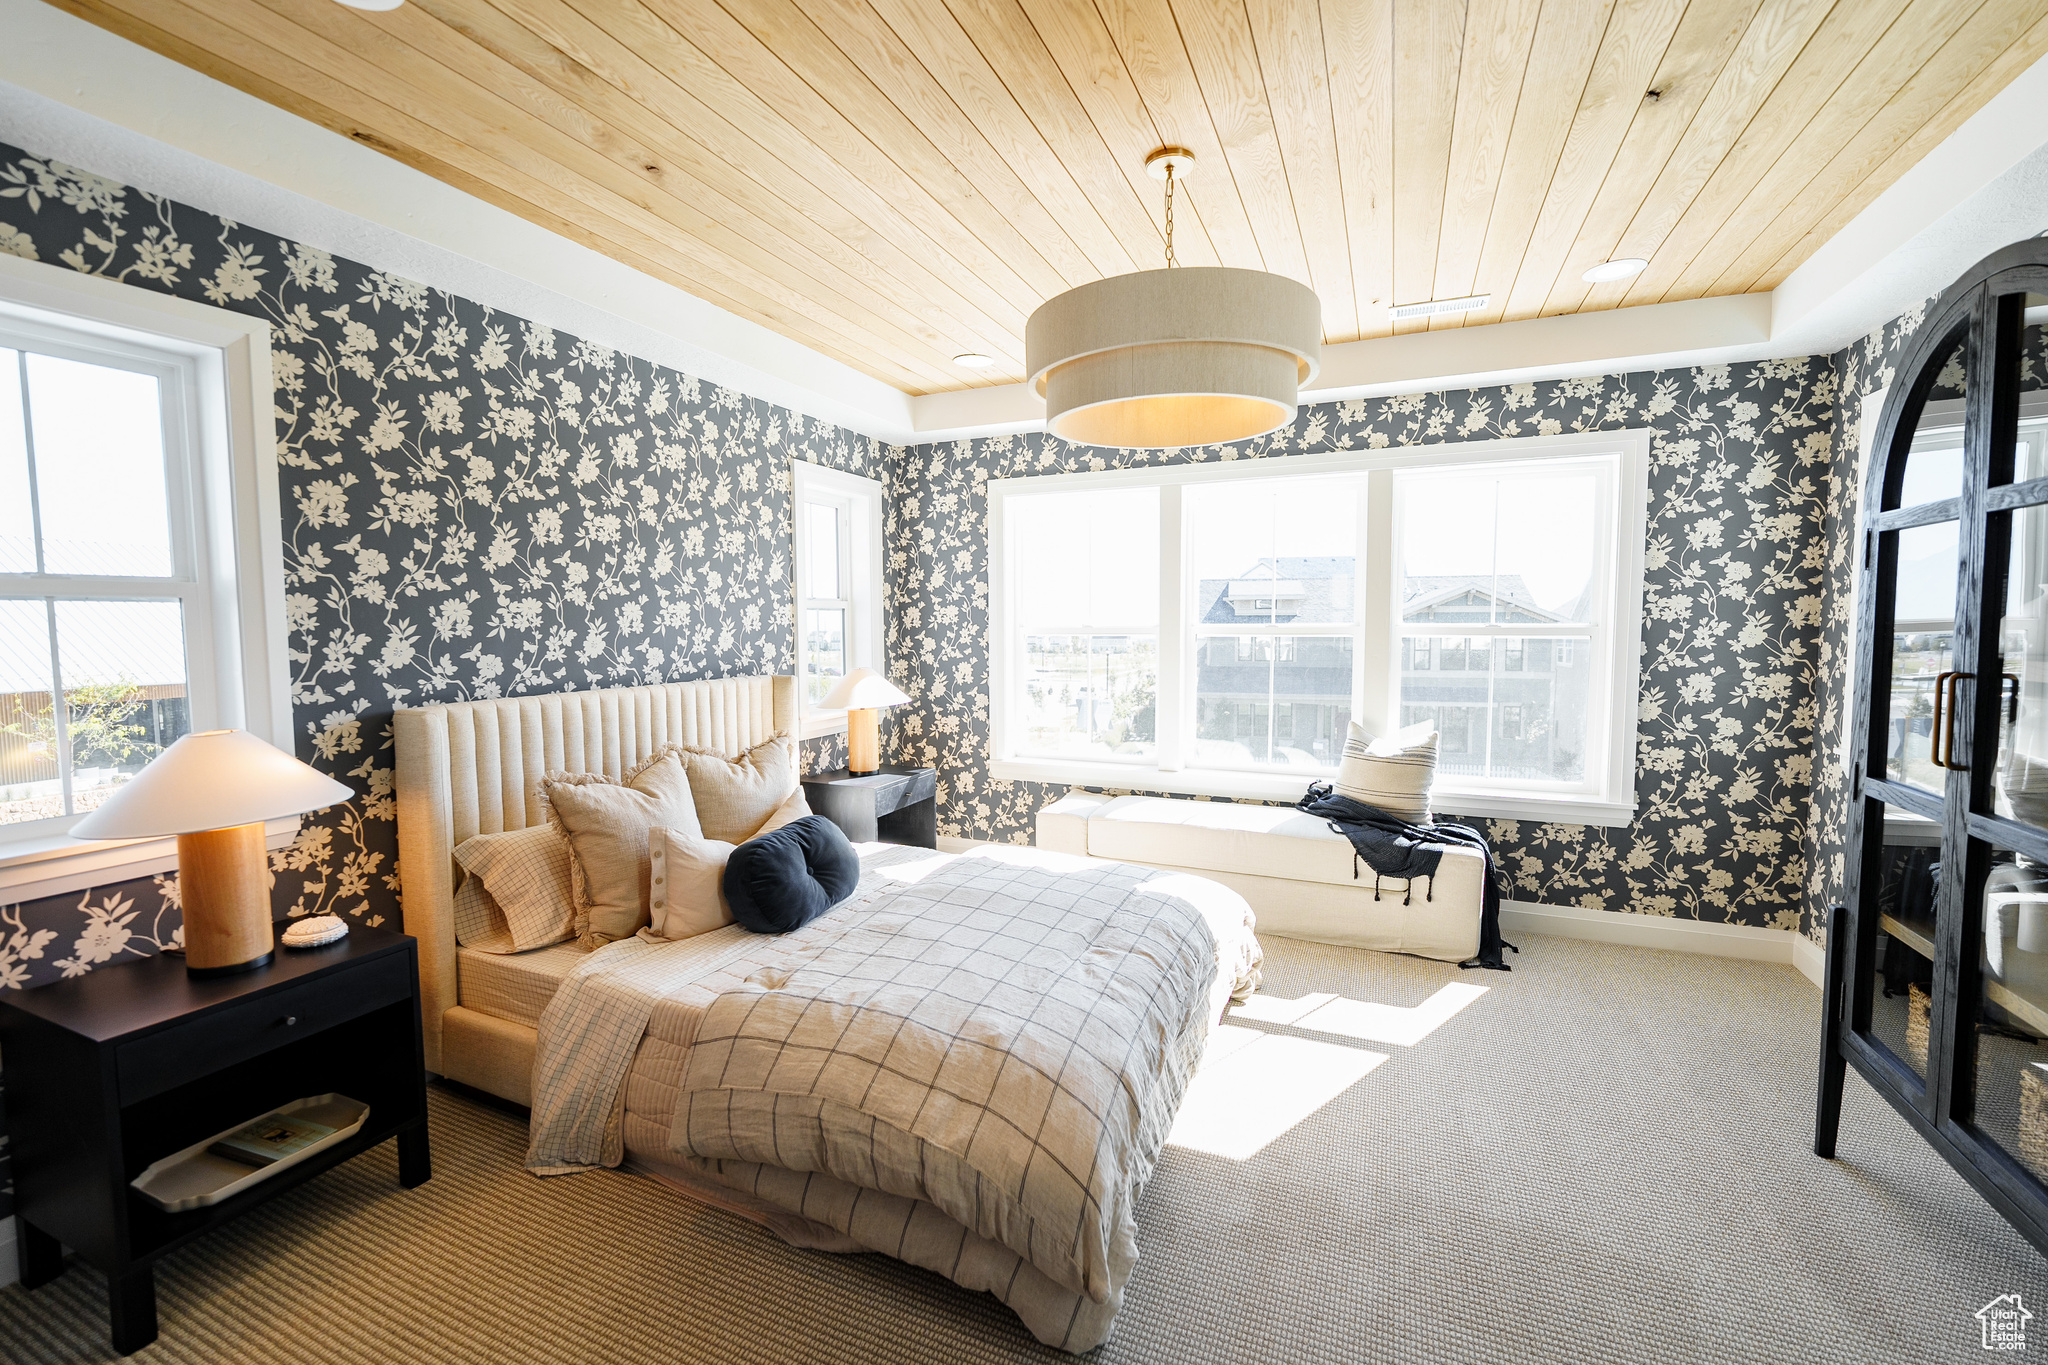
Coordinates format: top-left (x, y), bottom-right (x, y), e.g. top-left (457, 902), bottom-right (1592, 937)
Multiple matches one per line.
top-left (394, 676), bottom-right (1262, 1351)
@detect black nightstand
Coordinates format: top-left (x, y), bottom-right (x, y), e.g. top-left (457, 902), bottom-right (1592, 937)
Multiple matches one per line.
top-left (0, 921), bottom-right (429, 1355)
top-left (802, 764), bottom-right (939, 848)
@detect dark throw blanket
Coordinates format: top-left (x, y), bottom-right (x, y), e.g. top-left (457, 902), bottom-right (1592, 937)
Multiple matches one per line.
top-left (1295, 782), bottom-right (1516, 970)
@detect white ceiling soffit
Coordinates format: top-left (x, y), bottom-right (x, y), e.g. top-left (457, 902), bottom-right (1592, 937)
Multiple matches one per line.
top-left (4, 0), bottom-right (2048, 449)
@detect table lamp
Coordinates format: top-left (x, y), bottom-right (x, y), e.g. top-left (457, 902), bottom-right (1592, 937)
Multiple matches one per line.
top-left (71, 729), bottom-right (355, 977)
top-left (819, 668), bottom-right (910, 777)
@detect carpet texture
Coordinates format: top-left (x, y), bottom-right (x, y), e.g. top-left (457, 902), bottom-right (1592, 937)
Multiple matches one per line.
top-left (2, 932), bottom-right (2041, 1364)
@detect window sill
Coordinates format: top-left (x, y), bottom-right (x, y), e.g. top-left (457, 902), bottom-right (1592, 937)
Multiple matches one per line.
top-left (0, 815), bottom-right (304, 905)
top-left (987, 758), bottom-right (1637, 828)
top-left (799, 710), bottom-right (849, 741)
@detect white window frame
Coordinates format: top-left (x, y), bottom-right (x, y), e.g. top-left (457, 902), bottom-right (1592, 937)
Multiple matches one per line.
top-left (0, 255), bottom-right (293, 902)
top-left (791, 461), bottom-right (883, 739)
top-left (988, 429), bottom-right (1652, 825)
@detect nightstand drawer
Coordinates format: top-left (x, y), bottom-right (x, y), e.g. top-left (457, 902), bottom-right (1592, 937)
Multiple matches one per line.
top-left (117, 953), bottom-right (411, 1104)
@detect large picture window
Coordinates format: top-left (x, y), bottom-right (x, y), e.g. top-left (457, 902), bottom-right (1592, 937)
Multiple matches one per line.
top-left (988, 432), bottom-right (1651, 824)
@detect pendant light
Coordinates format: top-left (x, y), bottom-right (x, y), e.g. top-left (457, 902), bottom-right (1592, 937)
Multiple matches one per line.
top-left (1025, 148), bottom-right (1321, 450)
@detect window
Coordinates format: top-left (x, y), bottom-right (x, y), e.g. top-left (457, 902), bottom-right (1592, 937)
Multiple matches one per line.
top-left (0, 255), bottom-right (291, 899)
top-left (989, 431), bottom-right (1650, 824)
top-left (792, 462), bottom-right (883, 737)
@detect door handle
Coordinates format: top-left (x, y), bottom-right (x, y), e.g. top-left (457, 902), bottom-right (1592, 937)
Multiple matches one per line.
top-left (1933, 671), bottom-right (1972, 770)
top-left (2005, 672), bottom-right (2022, 725)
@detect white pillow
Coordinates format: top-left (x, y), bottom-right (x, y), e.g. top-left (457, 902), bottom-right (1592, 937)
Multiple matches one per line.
top-left (1333, 721), bottom-right (1437, 824)
top-left (645, 791), bottom-right (815, 940)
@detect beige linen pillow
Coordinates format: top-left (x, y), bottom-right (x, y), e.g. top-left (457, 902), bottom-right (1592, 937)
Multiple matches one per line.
top-left (647, 827), bottom-right (739, 940)
top-left (644, 788), bottom-right (817, 940)
top-left (542, 753), bottom-right (703, 948)
top-left (451, 824), bottom-right (576, 953)
top-left (673, 736), bottom-right (800, 843)
top-left (1333, 720), bottom-right (1438, 824)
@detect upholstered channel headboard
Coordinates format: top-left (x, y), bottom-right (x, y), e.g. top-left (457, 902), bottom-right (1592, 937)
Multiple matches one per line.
top-left (393, 675), bottom-right (797, 1071)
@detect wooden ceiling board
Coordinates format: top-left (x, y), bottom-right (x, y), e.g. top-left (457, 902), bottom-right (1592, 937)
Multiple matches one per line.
top-left (1009, 0), bottom-right (1230, 268)
top-left (1245, 0), bottom-right (1358, 339)
top-left (1427, 0), bottom-right (1543, 331)
top-left (1322, 0), bottom-right (1396, 338)
top-left (466, 0), bottom-right (1033, 361)
top-left (1491, 0), bottom-right (1691, 325)
top-left (1457, 0), bottom-right (1616, 331)
top-left (1736, 0), bottom-right (2048, 294)
top-left (1536, 0), bottom-right (1767, 320)
top-left (62, 0), bottom-right (2048, 396)
top-left (1639, 0), bottom-right (1923, 308)
top-left (1390, 0), bottom-right (1465, 335)
top-left (1579, 0), bottom-right (1842, 315)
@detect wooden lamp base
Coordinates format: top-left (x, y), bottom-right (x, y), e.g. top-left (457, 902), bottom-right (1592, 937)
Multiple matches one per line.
top-left (175, 822), bottom-right (274, 977)
top-left (848, 707), bottom-right (880, 776)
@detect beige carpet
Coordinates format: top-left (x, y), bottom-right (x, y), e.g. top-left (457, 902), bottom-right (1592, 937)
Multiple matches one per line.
top-left (3, 932), bottom-right (2042, 1364)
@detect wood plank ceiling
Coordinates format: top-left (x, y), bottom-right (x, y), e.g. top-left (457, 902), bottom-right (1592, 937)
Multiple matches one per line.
top-left (55, 0), bottom-right (2048, 395)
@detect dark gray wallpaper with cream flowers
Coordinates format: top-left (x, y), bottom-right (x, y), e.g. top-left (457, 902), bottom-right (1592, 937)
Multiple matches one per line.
top-left (884, 359), bottom-right (1837, 933)
top-left (0, 142), bottom-right (879, 1219)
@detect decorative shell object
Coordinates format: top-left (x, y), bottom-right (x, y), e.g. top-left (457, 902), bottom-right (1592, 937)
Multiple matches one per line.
top-left (283, 915), bottom-right (349, 948)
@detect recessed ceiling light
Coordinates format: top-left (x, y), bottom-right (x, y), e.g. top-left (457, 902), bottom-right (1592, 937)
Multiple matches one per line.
top-left (336, 0), bottom-right (404, 9)
top-left (1582, 257), bottom-right (1648, 284)
top-left (1389, 294), bottom-right (1488, 320)
top-left (953, 353), bottom-right (995, 369)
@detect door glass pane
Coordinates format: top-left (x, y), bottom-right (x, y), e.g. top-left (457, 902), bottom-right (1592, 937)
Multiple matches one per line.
top-left (1189, 476), bottom-right (1357, 626)
top-left (1891, 329), bottom-right (1966, 510)
top-left (54, 599), bottom-right (188, 816)
top-left (2018, 294), bottom-right (2048, 483)
top-left (24, 353), bottom-right (173, 576)
top-left (1866, 801), bottom-right (1941, 1081)
top-left (0, 598), bottom-right (57, 825)
top-left (1399, 634), bottom-right (1590, 784)
top-left (0, 351), bottom-right (35, 573)
top-left (1964, 840), bottom-right (2048, 1184)
top-left (1399, 464), bottom-right (1602, 625)
top-left (1996, 502), bottom-right (2048, 826)
top-left (1017, 634), bottom-right (1156, 760)
top-left (1193, 634), bottom-right (1351, 769)
top-left (805, 501), bottom-right (840, 601)
top-left (804, 607), bottom-right (845, 707)
top-left (1886, 520), bottom-right (1961, 790)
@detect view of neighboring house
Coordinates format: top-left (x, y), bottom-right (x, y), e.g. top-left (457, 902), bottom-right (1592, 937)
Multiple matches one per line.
top-left (1192, 559), bottom-right (1591, 780)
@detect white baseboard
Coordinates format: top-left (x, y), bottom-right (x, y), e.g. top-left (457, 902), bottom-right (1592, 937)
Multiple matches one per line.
top-left (1502, 899), bottom-right (1820, 985)
top-left (0, 1218), bottom-right (17, 1288)
top-left (1793, 933), bottom-right (1827, 989)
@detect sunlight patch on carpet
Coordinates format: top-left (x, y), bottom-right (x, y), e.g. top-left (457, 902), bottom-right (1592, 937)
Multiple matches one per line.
top-left (1166, 1024), bottom-right (1387, 1159)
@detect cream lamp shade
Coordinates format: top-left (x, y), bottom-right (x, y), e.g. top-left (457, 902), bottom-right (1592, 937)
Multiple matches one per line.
top-left (71, 728), bottom-right (355, 839)
top-left (819, 668), bottom-right (911, 712)
top-left (72, 729), bottom-right (355, 977)
top-left (821, 668), bottom-right (909, 777)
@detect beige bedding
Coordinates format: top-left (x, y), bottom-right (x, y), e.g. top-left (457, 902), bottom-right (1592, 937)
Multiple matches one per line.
top-left (457, 942), bottom-right (587, 1029)
top-left (530, 843), bottom-right (1261, 1354)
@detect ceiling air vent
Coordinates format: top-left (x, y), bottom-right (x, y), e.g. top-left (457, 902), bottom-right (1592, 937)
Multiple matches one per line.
top-left (1389, 294), bottom-right (1489, 320)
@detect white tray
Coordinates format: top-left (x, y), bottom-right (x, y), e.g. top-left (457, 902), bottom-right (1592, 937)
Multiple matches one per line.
top-left (130, 1094), bottom-right (369, 1213)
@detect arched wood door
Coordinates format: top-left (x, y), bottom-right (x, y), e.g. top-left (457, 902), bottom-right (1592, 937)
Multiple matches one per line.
top-left (1820, 240), bottom-right (2048, 1250)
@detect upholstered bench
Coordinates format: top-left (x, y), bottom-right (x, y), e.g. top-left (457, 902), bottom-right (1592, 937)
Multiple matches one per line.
top-left (1035, 792), bottom-right (1484, 963)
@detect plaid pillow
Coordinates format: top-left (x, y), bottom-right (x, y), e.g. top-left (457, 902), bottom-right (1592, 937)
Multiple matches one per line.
top-left (453, 823), bottom-right (577, 953)
top-left (1333, 720), bottom-right (1437, 824)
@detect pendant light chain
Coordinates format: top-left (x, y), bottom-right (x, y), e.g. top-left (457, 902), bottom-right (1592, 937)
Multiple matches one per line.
top-left (1163, 164), bottom-right (1178, 269)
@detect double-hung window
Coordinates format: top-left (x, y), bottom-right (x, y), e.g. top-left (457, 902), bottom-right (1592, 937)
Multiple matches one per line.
top-left (988, 431), bottom-right (1651, 824)
top-left (0, 258), bottom-right (290, 899)
top-left (792, 461), bottom-right (884, 737)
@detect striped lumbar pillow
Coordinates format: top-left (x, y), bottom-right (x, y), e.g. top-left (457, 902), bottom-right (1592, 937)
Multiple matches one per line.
top-left (1333, 721), bottom-right (1438, 824)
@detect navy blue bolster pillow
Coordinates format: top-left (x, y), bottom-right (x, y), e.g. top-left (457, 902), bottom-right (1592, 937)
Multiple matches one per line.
top-left (722, 815), bottom-right (862, 934)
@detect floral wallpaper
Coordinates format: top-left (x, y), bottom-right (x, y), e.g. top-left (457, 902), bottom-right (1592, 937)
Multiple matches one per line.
top-left (0, 140), bottom-right (881, 1221)
top-left (884, 359), bottom-right (1838, 934)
